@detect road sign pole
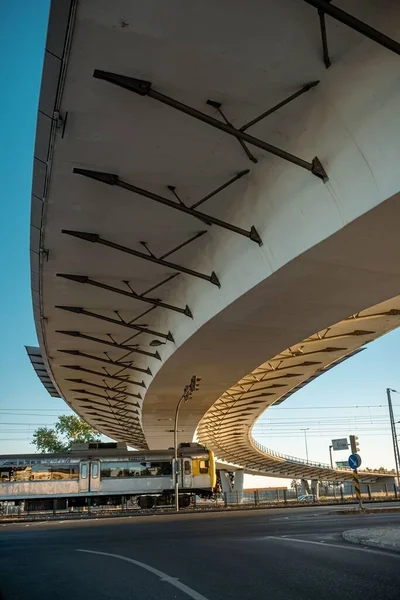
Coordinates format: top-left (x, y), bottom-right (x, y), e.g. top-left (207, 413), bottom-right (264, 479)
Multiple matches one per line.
top-left (352, 468), bottom-right (363, 511)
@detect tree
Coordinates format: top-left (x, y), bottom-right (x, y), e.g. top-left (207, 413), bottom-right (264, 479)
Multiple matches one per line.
top-left (32, 415), bottom-right (100, 453)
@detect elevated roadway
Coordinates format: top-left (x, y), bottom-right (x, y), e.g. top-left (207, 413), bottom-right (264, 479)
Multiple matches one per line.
top-left (30, 0), bottom-right (400, 480)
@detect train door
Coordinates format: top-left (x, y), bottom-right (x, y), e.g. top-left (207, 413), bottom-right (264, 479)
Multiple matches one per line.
top-left (79, 461), bottom-right (89, 493)
top-left (90, 460), bottom-right (100, 492)
top-left (182, 458), bottom-right (192, 489)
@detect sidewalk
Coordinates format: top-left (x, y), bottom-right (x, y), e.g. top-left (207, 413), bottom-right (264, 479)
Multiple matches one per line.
top-left (343, 526), bottom-right (400, 552)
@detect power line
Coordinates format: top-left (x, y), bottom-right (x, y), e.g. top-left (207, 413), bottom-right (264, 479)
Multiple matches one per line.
top-left (269, 404), bottom-right (400, 410)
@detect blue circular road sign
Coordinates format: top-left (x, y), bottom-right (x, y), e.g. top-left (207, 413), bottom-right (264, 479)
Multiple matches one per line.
top-left (348, 453), bottom-right (361, 469)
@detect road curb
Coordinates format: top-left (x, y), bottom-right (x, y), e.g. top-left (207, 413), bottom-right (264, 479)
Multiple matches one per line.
top-left (343, 528), bottom-right (400, 552)
top-left (333, 507), bottom-right (400, 515)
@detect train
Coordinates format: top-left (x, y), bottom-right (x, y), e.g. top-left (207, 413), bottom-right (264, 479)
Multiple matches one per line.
top-left (0, 442), bottom-right (216, 511)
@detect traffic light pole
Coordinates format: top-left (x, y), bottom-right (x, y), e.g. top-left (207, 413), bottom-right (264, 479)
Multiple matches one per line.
top-left (174, 388), bottom-right (188, 513)
top-left (386, 388), bottom-right (400, 488)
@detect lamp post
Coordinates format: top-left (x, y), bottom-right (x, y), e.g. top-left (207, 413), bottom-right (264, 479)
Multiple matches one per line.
top-left (329, 444), bottom-right (333, 469)
top-left (173, 375), bottom-right (201, 512)
top-left (301, 428), bottom-right (310, 462)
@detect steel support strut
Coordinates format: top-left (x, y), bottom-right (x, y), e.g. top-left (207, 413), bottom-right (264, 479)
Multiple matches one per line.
top-left (302, 0), bottom-right (400, 57)
top-left (56, 306), bottom-right (174, 342)
top-left (239, 82), bottom-right (320, 132)
top-left (62, 229), bottom-right (220, 287)
top-left (72, 389), bottom-right (136, 403)
top-left (57, 273), bottom-right (193, 318)
top-left (67, 379), bottom-right (142, 399)
top-left (77, 398), bottom-right (140, 415)
top-left (190, 170), bottom-right (249, 209)
top-left (56, 329), bottom-right (162, 358)
top-left (61, 364), bottom-right (146, 387)
top-left (318, 9), bottom-right (331, 68)
top-left (73, 168), bottom-right (263, 244)
top-left (93, 70), bottom-right (328, 182)
top-left (58, 349), bottom-right (152, 375)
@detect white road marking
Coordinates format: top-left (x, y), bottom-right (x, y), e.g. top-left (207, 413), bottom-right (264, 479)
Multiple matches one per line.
top-left (264, 536), bottom-right (400, 558)
top-left (77, 549), bottom-right (211, 600)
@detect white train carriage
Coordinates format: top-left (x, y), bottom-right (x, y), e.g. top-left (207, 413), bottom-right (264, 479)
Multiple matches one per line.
top-left (0, 442), bottom-right (216, 510)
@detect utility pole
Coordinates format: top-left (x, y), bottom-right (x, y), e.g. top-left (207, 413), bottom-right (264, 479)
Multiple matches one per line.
top-left (174, 375), bottom-right (201, 512)
top-left (301, 428), bottom-right (309, 462)
top-left (329, 444), bottom-right (333, 469)
top-left (386, 388), bottom-right (400, 487)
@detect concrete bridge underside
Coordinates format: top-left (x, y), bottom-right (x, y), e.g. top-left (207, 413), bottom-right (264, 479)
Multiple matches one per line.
top-left (31, 0), bottom-right (400, 482)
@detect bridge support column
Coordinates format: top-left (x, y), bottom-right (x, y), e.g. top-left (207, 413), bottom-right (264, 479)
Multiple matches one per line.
top-left (219, 470), bottom-right (233, 494)
top-left (310, 480), bottom-right (319, 500)
top-left (233, 470), bottom-right (244, 504)
top-left (218, 469), bottom-right (244, 504)
top-left (301, 479), bottom-right (311, 494)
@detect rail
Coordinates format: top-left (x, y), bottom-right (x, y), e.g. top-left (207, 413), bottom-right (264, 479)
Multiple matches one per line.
top-left (251, 438), bottom-right (333, 469)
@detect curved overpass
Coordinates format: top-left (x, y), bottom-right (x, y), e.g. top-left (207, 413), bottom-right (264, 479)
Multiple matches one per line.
top-left (31, 0), bottom-right (400, 479)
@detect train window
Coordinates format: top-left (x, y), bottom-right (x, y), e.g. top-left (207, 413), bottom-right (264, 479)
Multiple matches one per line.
top-left (81, 463), bottom-right (88, 479)
top-left (50, 466), bottom-right (79, 480)
top-left (199, 460), bottom-right (209, 474)
top-left (92, 463), bottom-right (99, 478)
top-left (1, 464), bottom-right (79, 482)
top-left (184, 460), bottom-right (191, 475)
top-left (100, 461), bottom-right (173, 478)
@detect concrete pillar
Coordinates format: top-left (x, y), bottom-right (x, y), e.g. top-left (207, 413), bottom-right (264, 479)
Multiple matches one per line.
top-left (233, 470), bottom-right (244, 504)
top-left (219, 470), bottom-right (233, 494)
top-left (218, 469), bottom-right (244, 504)
top-left (301, 479), bottom-right (310, 494)
top-left (310, 479), bottom-right (319, 500)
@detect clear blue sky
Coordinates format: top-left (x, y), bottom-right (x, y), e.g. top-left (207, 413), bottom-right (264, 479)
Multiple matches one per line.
top-left (0, 1), bottom-right (74, 455)
top-left (1, 2), bottom-right (399, 486)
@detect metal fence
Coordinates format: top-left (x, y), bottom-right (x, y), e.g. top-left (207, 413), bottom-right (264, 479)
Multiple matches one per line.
top-left (1, 483), bottom-right (399, 521)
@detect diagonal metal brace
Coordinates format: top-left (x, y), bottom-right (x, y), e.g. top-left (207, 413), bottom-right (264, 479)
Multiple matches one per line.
top-left (93, 69), bottom-right (328, 182)
top-left (302, 0), bottom-right (400, 57)
top-left (57, 329), bottom-right (162, 359)
top-left (67, 379), bottom-right (142, 399)
top-left (76, 398), bottom-right (139, 418)
top-left (56, 305), bottom-right (174, 342)
top-left (57, 273), bottom-right (193, 318)
top-left (62, 229), bottom-right (220, 287)
top-left (58, 349), bottom-right (152, 375)
top-left (206, 99), bottom-right (257, 163)
top-left (190, 170), bottom-right (250, 209)
top-left (74, 168), bottom-right (263, 245)
top-left (240, 81), bottom-right (320, 131)
top-left (56, 306), bottom-right (174, 342)
top-left (77, 398), bottom-right (140, 413)
top-left (72, 389), bottom-right (135, 403)
top-left (60, 364), bottom-right (146, 387)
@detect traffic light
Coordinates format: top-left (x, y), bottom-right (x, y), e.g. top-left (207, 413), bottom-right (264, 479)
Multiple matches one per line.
top-left (190, 375), bottom-right (201, 393)
top-left (350, 435), bottom-right (360, 454)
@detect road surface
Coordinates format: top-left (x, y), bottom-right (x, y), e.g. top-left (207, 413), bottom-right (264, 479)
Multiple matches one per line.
top-left (1, 505), bottom-right (400, 599)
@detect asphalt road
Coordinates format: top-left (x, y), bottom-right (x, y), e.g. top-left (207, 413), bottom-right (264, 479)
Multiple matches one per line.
top-left (1, 505), bottom-right (400, 599)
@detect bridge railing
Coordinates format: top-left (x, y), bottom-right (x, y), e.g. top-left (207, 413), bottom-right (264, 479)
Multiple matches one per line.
top-left (251, 438), bottom-right (332, 469)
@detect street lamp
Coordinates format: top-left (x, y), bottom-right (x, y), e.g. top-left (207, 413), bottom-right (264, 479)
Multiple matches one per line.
top-left (173, 375), bottom-right (201, 512)
top-left (300, 428), bottom-right (310, 462)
